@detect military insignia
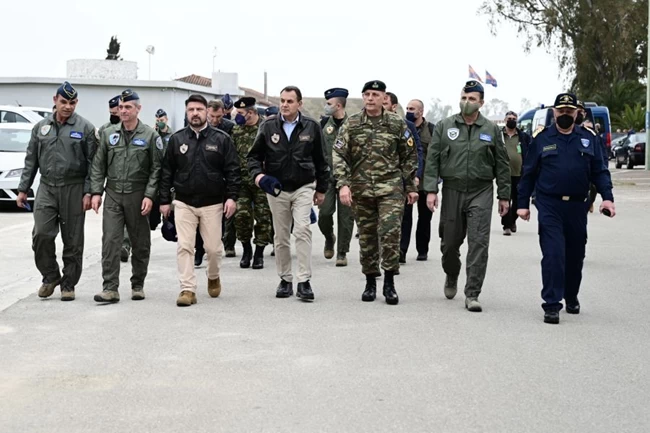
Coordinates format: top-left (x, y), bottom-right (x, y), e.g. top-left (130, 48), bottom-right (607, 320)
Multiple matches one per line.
top-left (132, 138), bottom-right (146, 146)
top-left (205, 144), bottom-right (218, 152)
top-left (334, 138), bottom-right (344, 149)
top-left (40, 125), bottom-right (51, 136)
top-left (299, 134), bottom-right (311, 142)
top-left (271, 133), bottom-right (280, 144)
top-left (447, 128), bottom-right (459, 141)
top-left (109, 133), bottom-right (120, 146)
top-left (156, 136), bottom-right (163, 150)
top-left (70, 131), bottom-right (83, 139)
top-left (479, 133), bottom-right (492, 142)
top-left (581, 138), bottom-right (590, 148)
top-left (542, 144), bottom-right (557, 152)
top-left (180, 143), bottom-right (188, 154)
top-left (326, 126), bottom-right (334, 135)
top-left (560, 95), bottom-right (571, 103)
top-left (407, 137), bottom-right (414, 147)
top-left (404, 129), bottom-right (411, 139)
top-left (372, 82), bottom-right (379, 89)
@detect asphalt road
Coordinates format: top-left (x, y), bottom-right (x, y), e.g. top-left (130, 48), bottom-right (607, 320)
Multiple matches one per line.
top-left (1, 168), bottom-right (649, 433)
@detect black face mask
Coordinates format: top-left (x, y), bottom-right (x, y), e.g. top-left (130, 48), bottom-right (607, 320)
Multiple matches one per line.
top-left (109, 114), bottom-right (120, 124)
top-left (556, 114), bottom-right (575, 129)
top-left (575, 113), bottom-right (584, 125)
top-left (506, 120), bottom-right (517, 129)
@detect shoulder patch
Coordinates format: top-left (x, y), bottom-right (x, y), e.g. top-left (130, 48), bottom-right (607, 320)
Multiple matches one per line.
top-left (532, 125), bottom-right (546, 138)
top-left (583, 126), bottom-right (597, 136)
top-left (156, 136), bottom-right (163, 150)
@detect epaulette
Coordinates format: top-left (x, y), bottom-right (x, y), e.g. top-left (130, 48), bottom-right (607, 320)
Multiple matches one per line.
top-left (582, 125), bottom-right (597, 136)
top-left (532, 125), bottom-right (545, 138)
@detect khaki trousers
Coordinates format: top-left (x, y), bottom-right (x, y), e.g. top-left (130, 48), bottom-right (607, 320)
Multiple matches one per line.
top-left (173, 200), bottom-right (223, 292)
top-left (267, 183), bottom-right (314, 283)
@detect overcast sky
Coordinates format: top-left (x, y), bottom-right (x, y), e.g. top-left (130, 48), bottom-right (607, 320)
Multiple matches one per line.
top-left (1, 0), bottom-right (567, 113)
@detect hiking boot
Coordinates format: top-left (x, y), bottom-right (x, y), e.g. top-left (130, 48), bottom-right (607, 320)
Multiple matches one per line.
top-left (324, 235), bottom-right (336, 259)
top-left (60, 288), bottom-right (75, 302)
top-left (208, 278), bottom-right (222, 298)
top-left (252, 246), bottom-right (265, 269)
top-left (120, 247), bottom-right (129, 263)
top-left (177, 290), bottom-right (197, 307)
top-left (131, 288), bottom-right (145, 301)
top-left (38, 277), bottom-right (61, 298)
top-left (362, 277), bottom-right (376, 302)
top-left (444, 275), bottom-right (458, 300)
top-left (544, 311), bottom-right (560, 324)
top-left (335, 253), bottom-right (348, 267)
top-left (225, 248), bottom-right (236, 258)
top-left (94, 290), bottom-right (120, 303)
top-left (503, 228), bottom-right (512, 236)
top-left (465, 297), bottom-right (482, 312)
top-left (240, 242), bottom-right (252, 268)
top-left (566, 302), bottom-right (580, 314)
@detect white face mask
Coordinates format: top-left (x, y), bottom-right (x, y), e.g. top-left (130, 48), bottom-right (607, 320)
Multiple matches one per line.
top-left (324, 104), bottom-right (336, 116)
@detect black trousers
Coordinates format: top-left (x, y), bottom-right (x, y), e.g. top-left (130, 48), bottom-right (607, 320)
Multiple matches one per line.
top-left (400, 191), bottom-right (433, 255)
top-left (501, 176), bottom-right (520, 229)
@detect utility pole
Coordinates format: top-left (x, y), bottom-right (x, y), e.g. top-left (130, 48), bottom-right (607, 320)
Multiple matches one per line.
top-left (213, 46), bottom-right (217, 74)
top-left (646, 2), bottom-right (650, 170)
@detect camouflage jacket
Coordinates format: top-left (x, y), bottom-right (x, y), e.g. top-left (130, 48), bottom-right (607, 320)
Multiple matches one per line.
top-left (232, 116), bottom-right (263, 184)
top-left (333, 108), bottom-right (417, 198)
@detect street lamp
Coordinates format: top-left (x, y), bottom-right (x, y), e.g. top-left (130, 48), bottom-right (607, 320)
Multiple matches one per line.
top-left (145, 45), bottom-right (155, 80)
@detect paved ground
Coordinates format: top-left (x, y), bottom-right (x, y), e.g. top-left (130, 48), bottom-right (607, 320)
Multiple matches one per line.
top-left (1, 166), bottom-right (649, 432)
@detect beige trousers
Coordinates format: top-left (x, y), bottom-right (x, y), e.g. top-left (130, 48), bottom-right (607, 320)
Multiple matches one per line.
top-left (173, 200), bottom-right (223, 292)
top-left (266, 183), bottom-right (314, 283)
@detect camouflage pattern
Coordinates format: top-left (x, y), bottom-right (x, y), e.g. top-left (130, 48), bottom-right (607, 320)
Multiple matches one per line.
top-left (333, 109), bottom-right (417, 274)
top-left (233, 116), bottom-right (272, 246)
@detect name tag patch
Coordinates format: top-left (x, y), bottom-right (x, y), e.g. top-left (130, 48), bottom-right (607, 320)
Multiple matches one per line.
top-left (543, 144), bottom-right (557, 152)
top-left (299, 134), bottom-right (311, 142)
top-left (479, 133), bottom-right (492, 142)
top-left (70, 131), bottom-right (83, 139)
top-left (132, 138), bottom-right (146, 146)
top-left (205, 144), bottom-right (218, 152)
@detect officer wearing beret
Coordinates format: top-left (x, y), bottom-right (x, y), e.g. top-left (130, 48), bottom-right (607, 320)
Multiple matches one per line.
top-left (333, 80), bottom-right (419, 305)
top-left (154, 108), bottom-right (174, 149)
top-left (517, 92), bottom-right (615, 324)
top-left (232, 96), bottom-right (272, 269)
top-left (423, 80), bottom-right (511, 312)
top-left (90, 89), bottom-right (163, 303)
top-left (16, 81), bottom-right (97, 301)
top-left (318, 87), bottom-right (354, 267)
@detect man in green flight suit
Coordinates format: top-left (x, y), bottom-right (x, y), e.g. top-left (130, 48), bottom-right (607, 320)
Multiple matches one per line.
top-left (90, 89), bottom-right (163, 303)
top-left (318, 87), bottom-right (354, 267)
top-left (423, 80), bottom-right (511, 312)
top-left (17, 81), bottom-right (97, 301)
top-left (232, 97), bottom-right (272, 269)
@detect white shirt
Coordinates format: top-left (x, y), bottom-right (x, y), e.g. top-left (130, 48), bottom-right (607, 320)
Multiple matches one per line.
top-left (281, 113), bottom-right (300, 140)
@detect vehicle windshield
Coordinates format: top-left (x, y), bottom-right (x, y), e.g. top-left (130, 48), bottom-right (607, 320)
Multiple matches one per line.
top-left (0, 129), bottom-right (31, 151)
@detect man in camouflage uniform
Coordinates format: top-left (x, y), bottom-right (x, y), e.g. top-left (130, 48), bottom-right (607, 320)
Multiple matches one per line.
top-left (318, 87), bottom-right (354, 267)
top-left (16, 81), bottom-right (97, 301)
top-left (90, 89), bottom-right (163, 303)
top-left (232, 97), bottom-right (272, 269)
top-left (333, 80), bottom-right (419, 305)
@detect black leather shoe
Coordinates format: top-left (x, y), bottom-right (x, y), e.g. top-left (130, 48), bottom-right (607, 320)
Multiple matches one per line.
top-left (276, 280), bottom-right (293, 298)
top-left (383, 280), bottom-right (399, 305)
top-left (416, 253), bottom-right (428, 261)
top-left (194, 250), bottom-right (204, 267)
top-left (544, 311), bottom-right (560, 324)
top-left (252, 246), bottom-right (265, 269)
top-left (362, 278), bottom-right (376, 302)
top-left (296, 281), bottom-right (314, 301)
top-left (566, 303), bottom-right (580, 314)
top-left (399, 250), bottom-right (406, 264)
top-left (240, 243), bottom-right (252, 268)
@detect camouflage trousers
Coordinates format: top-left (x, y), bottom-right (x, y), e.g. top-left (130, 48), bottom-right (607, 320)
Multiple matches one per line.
top-left (235, 182), bottom-right (272, 246)
top-left (352, 194), bottom-right (404, 275)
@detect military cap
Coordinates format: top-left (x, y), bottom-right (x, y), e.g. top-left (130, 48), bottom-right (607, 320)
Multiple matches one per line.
top-left (463, 80), bottom-right (484, 96)
top-left (576, 99), bottom-right (585, 110)
top-left (120, 89), bottom-right (139, 102)
top-left (161, 214), bottom-right (177, 242)
top-left (108, 95), bottom-right (120, 108)
top-left (324, 88), bottom-right (349, 100)
top-left (265, 106), bottom-right (279, 116)
top-left (234, 96), bottom-right (256, 109)
top-left (554, 92), bottom-right (578, 109)
top-left (56, 81), bottom-right (78, 100)
top-left (222, 93), bottom-right (233, 109)
top-left (362, 80), bottom-right (386, 93)
top-left (155, 108), bottom-right (167, 117)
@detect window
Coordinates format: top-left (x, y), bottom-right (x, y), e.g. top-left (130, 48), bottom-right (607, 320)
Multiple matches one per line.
top-left (0, 111), bottom-right (29, 123)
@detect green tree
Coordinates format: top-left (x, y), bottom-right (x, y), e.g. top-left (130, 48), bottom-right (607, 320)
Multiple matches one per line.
top-left (611, 103), bottom-right (647, 130)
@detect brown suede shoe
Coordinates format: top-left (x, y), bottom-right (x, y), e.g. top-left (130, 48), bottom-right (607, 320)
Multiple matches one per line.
top-left (60, 289), bottom-right (75, 302)
top-left (38, 278), bottom-right (61, 298)
top-left (177, 290), bottom-right (197, 307)
top-left (208, 278), bottom-right (222, 298)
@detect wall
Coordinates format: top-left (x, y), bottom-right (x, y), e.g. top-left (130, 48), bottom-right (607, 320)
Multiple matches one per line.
top-left (67, 59), bottom-right (138, 80)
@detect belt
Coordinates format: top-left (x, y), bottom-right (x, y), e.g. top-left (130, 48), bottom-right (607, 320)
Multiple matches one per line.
top-left (537, 191), bottom-right (587, 202)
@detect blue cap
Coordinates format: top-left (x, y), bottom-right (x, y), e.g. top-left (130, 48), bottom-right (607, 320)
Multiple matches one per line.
top-left (463, 80), bottom-right (484, 96)
top-left (155, 108), bottom-right (167, 117)
top-left (120, 89), bottom-right (139, 102)
top-left (221, 93), bottom-right (233, 109)
top-left (108, 95), bottom-right (120, 108)
top-left (324, 88), bottom-right (349, 100)
top-left (161, 214), bottom-right (177, 242)
top-left (264, 106), bottom-right (279, 116)
top-left (56, 81), bottom-right (78, 100)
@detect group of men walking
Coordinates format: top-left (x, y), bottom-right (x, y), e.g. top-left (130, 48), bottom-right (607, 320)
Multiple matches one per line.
top-left (16, 77), bottom-right (616, 324)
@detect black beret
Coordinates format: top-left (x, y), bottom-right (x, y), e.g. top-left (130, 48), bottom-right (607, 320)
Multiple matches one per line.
top-left (155, 108), bottom-right (167, 117)
top-left (108, 95), bottom-right (120, 108)
top-left (120, 89), bottom-right (139, 102)
top-left (362, 80), bottom-right (386, 93)
top-left (234, 97), bottom-right (256, 109)
top-left (554, 93), bottom-right (578, 109)
top-left (463, 80), bottom-right (484, 95)
top-left (57, 81), bottom-right (77, 100)
top-left (324, 88), bottom-right (349, 100)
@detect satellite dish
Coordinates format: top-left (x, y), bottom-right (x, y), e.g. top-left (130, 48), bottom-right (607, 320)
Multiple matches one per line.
top-left (146, 45), bottom-right (155, 55)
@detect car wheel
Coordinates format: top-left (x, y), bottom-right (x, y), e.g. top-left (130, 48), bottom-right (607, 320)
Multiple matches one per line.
top-left (627, 158), bottom-right (634, 169)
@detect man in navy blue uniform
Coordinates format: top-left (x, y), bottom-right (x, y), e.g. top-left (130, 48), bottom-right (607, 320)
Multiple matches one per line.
top-left (517, 92), bottom-right (616, 324)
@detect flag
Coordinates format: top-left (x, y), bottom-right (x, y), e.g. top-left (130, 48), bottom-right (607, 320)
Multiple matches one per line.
top-left (468, 65), bottom-right (483, 82)
top-left (485, 70), bottom-right (498, 87)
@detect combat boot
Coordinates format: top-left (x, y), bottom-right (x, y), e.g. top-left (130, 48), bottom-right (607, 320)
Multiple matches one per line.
top-left (38, 277), bottom-right (61, 298)
top-left (177, 290), bottom-right (197, 307)
top-left (94, 290), bottom-right (120, 303)
top-left (362, 275), bottom-right (376, 302)
top-left (60, 287), bottom-right (75, 302)
top-left (335, 253), bottom-right (347, 267)
top-left (120, 246), bottom-right (129, 263)
top-left (383, 271), bottom-right (399, 305)
top-left (465, 297), bottom-right (482, 312)
top-left (296, 281), bottom-right (314, 301)
top-left (240, 242), bottom-right (252, 268)
top-left (131, 287), bottom-right (145, 301)
top-left (208, 278), bottom-right (221, 298)
top-left (444, 275), bottom-right (458, 300)
top-left (252, 246), bottom-right (265, 269)
top-left (225, 248), bottom-right (236, 258)
top-left (324, 234), bottom-right (336, 259)
top-left (544, 311), bottom-right (560, 324)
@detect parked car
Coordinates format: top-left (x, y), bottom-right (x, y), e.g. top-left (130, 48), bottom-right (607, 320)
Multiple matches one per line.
top-left (20, 106), bottom-right (53, 119)
top-left (610, 135), bottom-right (628, 161)
top-left (615, 133), bottom-right (646, 169)
top-left (0, 123), bottom-right (38, 206)
top-left (0, 105), bottom-right (45, 124)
